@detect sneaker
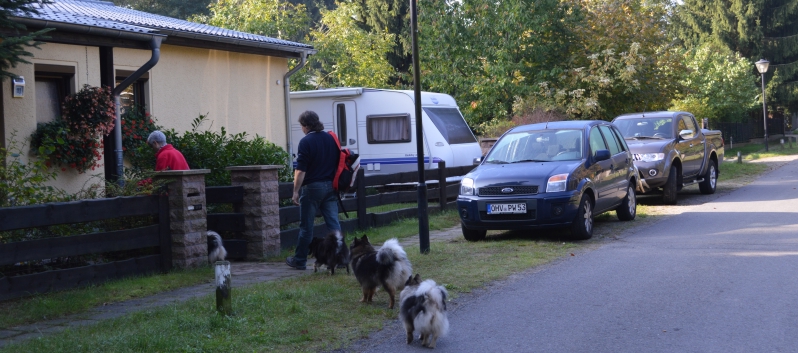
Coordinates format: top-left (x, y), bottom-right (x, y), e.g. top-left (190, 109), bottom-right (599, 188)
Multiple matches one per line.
top-left (285, 257), bottom-right (306, 270)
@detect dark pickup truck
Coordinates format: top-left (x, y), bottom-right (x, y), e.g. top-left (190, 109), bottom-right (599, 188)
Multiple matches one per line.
top-left (612, 111), bottom-right (724, 205)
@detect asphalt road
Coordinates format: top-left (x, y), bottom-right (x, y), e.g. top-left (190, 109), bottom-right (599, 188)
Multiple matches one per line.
top-left (352, 158), bottom-right (798, 353)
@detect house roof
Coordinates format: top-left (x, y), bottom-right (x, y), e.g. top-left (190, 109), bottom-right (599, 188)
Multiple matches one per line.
top-left (14, 0), bottom-right (314, 57)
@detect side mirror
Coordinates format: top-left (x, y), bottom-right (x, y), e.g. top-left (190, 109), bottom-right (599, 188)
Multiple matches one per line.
top-left (679, 129), bottom-right (694, 140)
top-left (473, 156), bottom-right (484, 165)
top-left (594, 149), bottom-right (611, 162)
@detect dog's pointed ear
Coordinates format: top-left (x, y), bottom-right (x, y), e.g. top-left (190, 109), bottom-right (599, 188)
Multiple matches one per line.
top-left (413, 274), bottom-right (421, 282)
top-left (405, 275), bottom-right (413, 286)
top-left (362, 235), bottom-right (370, 243)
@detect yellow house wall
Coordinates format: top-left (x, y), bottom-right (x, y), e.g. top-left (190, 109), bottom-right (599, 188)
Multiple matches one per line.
top-left (114, 45), bottom-right (288, 147)
top-left (3, 42), bottom-right (289, 198)
top-left (3, 43), bottom-right (101, 195)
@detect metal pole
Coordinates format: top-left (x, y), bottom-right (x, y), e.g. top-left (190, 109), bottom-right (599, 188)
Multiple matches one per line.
top-left (411, 0), bottom-right (430, 254)
top-left (761, 73), bottom-right (769, 152)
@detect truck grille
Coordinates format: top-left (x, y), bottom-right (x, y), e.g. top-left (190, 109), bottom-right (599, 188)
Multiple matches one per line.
top-left (479, 210), bottom-right (537, 221)
top-left (478, 186), bottom-right (538, 196)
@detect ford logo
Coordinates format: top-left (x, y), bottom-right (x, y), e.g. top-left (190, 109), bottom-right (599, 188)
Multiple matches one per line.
top-left (501, 188), bottom-right (514, 194)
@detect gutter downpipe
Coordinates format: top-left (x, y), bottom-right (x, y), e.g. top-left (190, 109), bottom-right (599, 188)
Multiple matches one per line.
top-left (112, 36), bottom-right (164, 185)
top-left (283, 51), bottom-right (308, 167)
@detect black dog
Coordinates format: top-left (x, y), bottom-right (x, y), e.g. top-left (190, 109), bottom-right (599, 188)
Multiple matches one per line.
top-left (308, 230), bottom-right (351, 275)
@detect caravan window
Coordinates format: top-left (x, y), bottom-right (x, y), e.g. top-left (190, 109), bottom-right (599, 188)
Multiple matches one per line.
top-left (367, 114), bottom-right (411, 144)
top-left (423, 107), bottom-right (477, 145)
top-left (336, 103), bottom-right (347, 146)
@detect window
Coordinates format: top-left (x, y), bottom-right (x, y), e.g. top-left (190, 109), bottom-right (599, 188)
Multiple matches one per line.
top-left (423, 107), bottom-right (477, 145)
top-left (367, 114), bottom-right (411, 143)
top-left (610, 126), bottom-right (628, 152)
top-left (589, 127), bottom-right (607, 157)
top-left (34, 64), bottom-right (74, 124)
top-left (680, 115), bottom-right (697, 134)
top-left (599, 125), bottom-right (621, 155)
top-left (116, 71), bottom-right (149, 115)
top-left (336, 103), bottom-right (347, 146)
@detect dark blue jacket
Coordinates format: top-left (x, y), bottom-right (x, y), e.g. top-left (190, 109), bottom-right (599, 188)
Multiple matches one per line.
top-left (296, 131), bottom-right (339, 185)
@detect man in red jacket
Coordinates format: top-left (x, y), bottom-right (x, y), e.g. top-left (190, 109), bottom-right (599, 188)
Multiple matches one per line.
top-left (147, 130), bottom-right (189, 171)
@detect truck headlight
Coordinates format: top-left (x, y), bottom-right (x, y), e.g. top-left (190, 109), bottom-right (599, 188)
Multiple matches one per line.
top-left (546, 173), bottom-right (568, 193)
top-left (460, 178), bottom-right (475, 195)
top-left (634, 153), bottom-right (665, 162)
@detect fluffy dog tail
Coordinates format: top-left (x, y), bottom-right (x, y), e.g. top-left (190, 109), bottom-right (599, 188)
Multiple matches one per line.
top-left (414, 279), bottom-right (449, 339)
top-left (207, 230), bottom-right (227, 263)
top-left (377, 238), bottom-right (412, 290)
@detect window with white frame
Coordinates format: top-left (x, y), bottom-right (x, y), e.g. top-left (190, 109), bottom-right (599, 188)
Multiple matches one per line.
top-left (367, 114), bottom-right (411, 144)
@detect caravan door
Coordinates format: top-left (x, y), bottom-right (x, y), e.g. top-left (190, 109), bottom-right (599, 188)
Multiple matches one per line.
top-left (333, 101), bottom-right (358, 155)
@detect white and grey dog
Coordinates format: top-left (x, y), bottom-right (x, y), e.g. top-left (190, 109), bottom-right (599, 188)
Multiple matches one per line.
top-left (207, 230), bottom-right (227, 263)
top-left (399, 274), bottom-right (450, 349)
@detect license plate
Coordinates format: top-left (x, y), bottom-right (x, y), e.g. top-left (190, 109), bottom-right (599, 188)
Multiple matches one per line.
top-left (487, 203), bottom-right (526, 214)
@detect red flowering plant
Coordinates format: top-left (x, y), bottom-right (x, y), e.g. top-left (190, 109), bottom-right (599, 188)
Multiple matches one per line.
top-left (31, 85), bottom-right (116, 173)
top-left (121, 105), bottom-right (159, 169)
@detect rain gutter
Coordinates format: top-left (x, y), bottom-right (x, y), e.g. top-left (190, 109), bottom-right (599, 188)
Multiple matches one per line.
top-left (283, 51), bottom-right (308, 166)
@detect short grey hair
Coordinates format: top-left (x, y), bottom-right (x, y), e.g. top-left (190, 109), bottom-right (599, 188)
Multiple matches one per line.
top-left (147, 130), bottom-right (167, 145)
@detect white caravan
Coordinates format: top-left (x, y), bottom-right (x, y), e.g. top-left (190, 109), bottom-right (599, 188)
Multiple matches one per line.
top-left (289, 88), bottom-right (482, 176)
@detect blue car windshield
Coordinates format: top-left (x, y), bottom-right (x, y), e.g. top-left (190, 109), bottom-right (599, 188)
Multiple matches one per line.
top-left (486, 129), bottom-right (583, 163)
top-left (614, 118), bottom-right (673, 139)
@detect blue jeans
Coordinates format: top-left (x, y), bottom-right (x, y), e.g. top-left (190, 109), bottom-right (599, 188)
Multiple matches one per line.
top-left (293, 180), bottom-right (341, 266)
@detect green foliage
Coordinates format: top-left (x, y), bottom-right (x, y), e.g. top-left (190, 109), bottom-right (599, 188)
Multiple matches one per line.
top-left (193, 0), bottom-right (311, 41)
top-left (128, 114), bottom-right (292, 186)
top-left (419, 0), bottom-right (581, 125)
top-left (670, 44), bottom-right (759, 123)
top-left (121, 106), bottom-right (159, 171)
top-left (351, 0), bottom-right (412, 86)
top-left (30, 85), bottom-right (115, 173)
top-left (111, 0), bottom-right (212, 19)
top-left (0, 0), bottom-right (53, 80)
top-left (0, 132), bottom-right (66, 207)
top-left (304, 1), bottom-right (395, 89)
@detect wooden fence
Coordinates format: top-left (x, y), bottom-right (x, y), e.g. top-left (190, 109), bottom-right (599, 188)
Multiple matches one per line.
top-left (205, 185), bottom-right (247, 259)
top-left (278, 162), bottom-right (473, 249)
top-left (0, 195), bottom-right (170, 301)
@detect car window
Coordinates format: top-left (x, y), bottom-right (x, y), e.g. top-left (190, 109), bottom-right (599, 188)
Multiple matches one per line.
top-left (677, 117), bottom-right (688, 132)
top-left (589, 127), bottom-right (607, 157)
top-left (486, 129), bottom-right (582, 163)
top-left (614, 118), bottom-right (673, 139)
top-left (610, 126), bottom-right (628, 152)
top-left (599, 125), bottom-right (621, 155)
top-left (680, 115), bottom-right (697, 134)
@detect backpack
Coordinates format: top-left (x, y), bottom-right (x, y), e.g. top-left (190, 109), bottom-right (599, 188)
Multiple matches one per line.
top-left (328, 131), bottom-right (360, 193)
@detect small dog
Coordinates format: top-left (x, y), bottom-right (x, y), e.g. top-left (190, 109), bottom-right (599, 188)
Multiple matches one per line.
top-left (349, 235), bottom-right (412, 309)
top-left (399, 274), bottom-right (449, 349)
top-left (308, 230), bottom-right (351, 275)
top-left (207, 230), bottom-right (227, 263)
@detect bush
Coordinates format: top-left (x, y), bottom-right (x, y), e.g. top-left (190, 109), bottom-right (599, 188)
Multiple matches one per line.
top-left (30, 85), bottom-right (114, 173)
top-left (475, 108), bottom-right (568, 137)
top-left (128, 114), bottom-right (292, 186)
top-left (0, 132), bottom-right (68, 207)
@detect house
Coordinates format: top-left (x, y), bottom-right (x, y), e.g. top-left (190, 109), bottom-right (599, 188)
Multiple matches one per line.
top-left (2, 0), bottom-right (314, 193)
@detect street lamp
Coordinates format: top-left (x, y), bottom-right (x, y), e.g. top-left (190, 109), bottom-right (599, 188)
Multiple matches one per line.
top-left (755, 59), bottom-right (769, 151)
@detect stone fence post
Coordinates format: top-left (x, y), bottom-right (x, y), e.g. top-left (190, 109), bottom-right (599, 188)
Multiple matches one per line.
top-left (226, 165), bottom-right (282, 260)
top-left (155, 169), bottom-right (210, 269)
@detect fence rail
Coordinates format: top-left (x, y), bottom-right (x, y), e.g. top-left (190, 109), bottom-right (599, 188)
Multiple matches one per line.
top-left (205, 185), bottom-right (247, 259)
top-left (0, 195), bottom-right (170, 301)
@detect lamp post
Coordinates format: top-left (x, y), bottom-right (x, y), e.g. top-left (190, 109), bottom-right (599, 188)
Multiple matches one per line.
top-left (755, 59), bottom-right (770, 152)
top-left (410, 0), bottom-right (430, 253)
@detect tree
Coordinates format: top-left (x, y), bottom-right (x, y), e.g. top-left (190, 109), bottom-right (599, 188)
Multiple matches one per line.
top-left (112, 0), bottom-right (213, 20)
top-left (0, 0), bottom-right (53, 80)
top-left (518, 0), bottom-right (683, 121)
top-left (670, 43), bottom-right (759, 123)
top-left (673, 0), bottom-right (798, 112)
top-left (301, 1), bottom-right (395, 89)
top-left (194, 0), bottom-right (311, 42)
top-left (419, 0), bottom-right (582, 125)
top-left (352, 0), bottom-right (411, 86)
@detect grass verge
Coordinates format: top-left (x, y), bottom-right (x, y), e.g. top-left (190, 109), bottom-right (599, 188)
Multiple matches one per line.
top-left (1, 218), bottom-right (578, 352)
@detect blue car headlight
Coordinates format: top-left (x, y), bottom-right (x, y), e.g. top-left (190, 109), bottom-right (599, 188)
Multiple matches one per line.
top-left (460, 177), bottom-right (475, 195)
top-left (634, 153), bottom-right (665, 162)
top-left (546, 173), bottom-right (568, 193)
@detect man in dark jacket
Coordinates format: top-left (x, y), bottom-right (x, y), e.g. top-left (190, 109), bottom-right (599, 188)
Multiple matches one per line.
top-left (147, 130), bottom-right (189, 171)
top-left (286, 111), bottom-right (341, 270)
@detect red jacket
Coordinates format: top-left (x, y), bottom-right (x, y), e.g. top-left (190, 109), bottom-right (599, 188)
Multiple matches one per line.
top-left (155, 144), bottom-right (189, 171)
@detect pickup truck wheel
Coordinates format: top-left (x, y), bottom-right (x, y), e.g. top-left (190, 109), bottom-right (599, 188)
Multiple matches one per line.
top-left (570, 194), bottom-right (593, 240)
top-left (698, 159), bottom-right (717, 194)
top-left (662, 165), bottom-right (678, 205)
top-left (461, 223), bottom-right (486, 242)
top-left (616, 184), bottom-right (637, 221)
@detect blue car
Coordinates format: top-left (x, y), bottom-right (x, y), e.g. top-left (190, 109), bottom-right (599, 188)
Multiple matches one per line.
top-left (457, 120), bottom-right (638, 241)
